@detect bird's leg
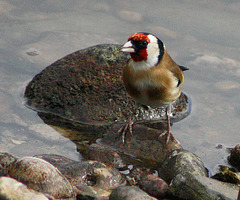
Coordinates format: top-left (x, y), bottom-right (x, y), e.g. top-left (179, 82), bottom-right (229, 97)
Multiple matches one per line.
top-left (159, 105), bottom-right (175, 144)
top-left (118, 110), bottom-right (136, 143)
top-left (165, 106), bottom-right (171, 144)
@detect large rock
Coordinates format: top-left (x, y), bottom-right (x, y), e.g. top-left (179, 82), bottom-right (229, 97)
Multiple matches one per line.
top-left (35, 154), bottom-right (126, 199)
top-left (24, 44), bottom-right (191, 128)
top-left (3, 156), bottom-right (75, 199)
top-left (160, 149), bottom-right (240, 199)
top-left (160, 149), bottom-right (208, 183)
top-left (169, 174), bottom-right (239, 200)
top-left (100, 124), bottom-right (182, 168)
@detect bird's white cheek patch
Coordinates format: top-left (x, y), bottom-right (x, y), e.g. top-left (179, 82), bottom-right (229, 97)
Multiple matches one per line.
top-left (146, 35), bottom-right (160, 67)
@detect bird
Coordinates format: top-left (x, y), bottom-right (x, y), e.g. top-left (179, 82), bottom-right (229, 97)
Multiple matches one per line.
top-left (120, 32), bottom-right (188, 145)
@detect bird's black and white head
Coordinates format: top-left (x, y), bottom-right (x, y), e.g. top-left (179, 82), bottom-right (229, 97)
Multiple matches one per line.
top-left (121, 32), bottom-right (165, 69)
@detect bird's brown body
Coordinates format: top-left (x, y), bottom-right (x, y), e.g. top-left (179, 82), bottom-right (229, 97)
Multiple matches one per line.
top-left (122, 49), bottom-right (183, 108)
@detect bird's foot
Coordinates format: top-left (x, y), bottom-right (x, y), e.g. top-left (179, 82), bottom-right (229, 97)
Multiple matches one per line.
top-left (117, 116), bottom-right (136, 144)
top-left (158, 130), bottom-right (175, 145)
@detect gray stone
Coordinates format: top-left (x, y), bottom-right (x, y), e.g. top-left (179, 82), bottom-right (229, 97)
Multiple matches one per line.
top-left (5, 156), bottom-right (75, 199)
top-left (160, 149), bottom-right (208, 183)
top-left (109, 186), bottom-right (157, 200)
top-left (0, 177), bottom-right (48, 200)
top-left (35, 154), bottom-right (126, 198)
top-left (169, 174), bottom-right (239, 200)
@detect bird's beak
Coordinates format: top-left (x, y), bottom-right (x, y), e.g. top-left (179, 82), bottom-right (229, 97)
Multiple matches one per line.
top-left (121, 41), bottom-right (135, 53)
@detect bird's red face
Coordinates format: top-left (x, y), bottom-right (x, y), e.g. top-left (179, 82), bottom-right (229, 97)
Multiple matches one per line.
top-left (121, 33), bottom-right (150, 62)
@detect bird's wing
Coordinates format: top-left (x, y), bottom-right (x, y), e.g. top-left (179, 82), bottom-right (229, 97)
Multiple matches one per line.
top-left (179, 65), bottom-right (189, 71)
top-left (169, 64), bottom-right (185, 87)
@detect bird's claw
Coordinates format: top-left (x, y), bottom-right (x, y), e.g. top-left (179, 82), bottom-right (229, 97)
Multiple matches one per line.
top-left (117, 117), bottom-right (135, 144)
top-left (158, 130), bottom-right (174, 145)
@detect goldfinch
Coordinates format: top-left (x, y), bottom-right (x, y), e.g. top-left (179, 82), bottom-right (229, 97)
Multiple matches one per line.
top-left (120, 32), bottom-right (188, 144)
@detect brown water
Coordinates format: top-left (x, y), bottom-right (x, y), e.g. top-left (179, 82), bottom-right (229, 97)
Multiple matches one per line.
top-left (0, 0), bottom-right (240, 173)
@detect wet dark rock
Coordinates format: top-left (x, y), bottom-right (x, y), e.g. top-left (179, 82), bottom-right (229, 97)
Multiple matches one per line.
top-left (100, 124), bottom-right (182, 168)
top-left (169, 174), bottom-right (239, 200)
top-left (119, 165), bottom-right (159, 188)
top-left (35, 154), bottom-right (126, 199)
top-left (160, 149), bottom-right (208, 183)
top-left (138, 174), bottom-right (168, 198)
top-left (212, 165), bottom-right (240, 185)
top-left (159, 149), bottom-right (240, 199)
top-left (34, 154), bottom-right (80, 170)
top-left (0, 177), bottom-right (49, 200)
top-left (63, 161), bottom-right (125, 198)
top-left (228, 144), bottom-right (240, 171)
top-left (109, 186), bottom-right (157, 200)
top-left (24, 44), bottom-right (191, 128)
top-left (4, 156), bottom-right (75, 199)
top-left (82, 143), bottom-right (126, 169)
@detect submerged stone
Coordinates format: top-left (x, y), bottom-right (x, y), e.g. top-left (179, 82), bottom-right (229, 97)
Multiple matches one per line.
top-left (99, 124), bottom-right (182, 168)
top-left (82, 143), bottom-right (126, 169)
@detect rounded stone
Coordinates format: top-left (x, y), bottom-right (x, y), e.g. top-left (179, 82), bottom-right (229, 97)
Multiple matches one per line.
top-left (160, 149), bottom-right (208, 183)
top-left (35, 154), bottom-right (126, 198)
top-left (5, 157), bottom-right (75, 199)
top-left (109, 186), bottom-right (157, 200)
top-left (0, 177), bottom-right (49, 200)
top-left (24, 44), bottom-right (191, 127)
top-left (139, 174), bottom-right (168, 198)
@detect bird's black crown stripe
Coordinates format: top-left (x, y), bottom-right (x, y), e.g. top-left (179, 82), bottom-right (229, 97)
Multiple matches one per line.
top-left (157, 38), bottom-right (164, 65)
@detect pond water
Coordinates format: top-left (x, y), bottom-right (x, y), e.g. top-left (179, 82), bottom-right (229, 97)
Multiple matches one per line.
top-left (1, 0), bottom-right (240, 173)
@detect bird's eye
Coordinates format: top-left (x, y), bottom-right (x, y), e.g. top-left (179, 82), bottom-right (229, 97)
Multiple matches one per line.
top-left (131, 39), bottom-right (148, 50)
top-left (141, 41), bottom-right (148, 46)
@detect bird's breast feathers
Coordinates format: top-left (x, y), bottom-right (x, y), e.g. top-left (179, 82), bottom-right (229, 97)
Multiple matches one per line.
top-left (122, 64), bottom-right (181, 107)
